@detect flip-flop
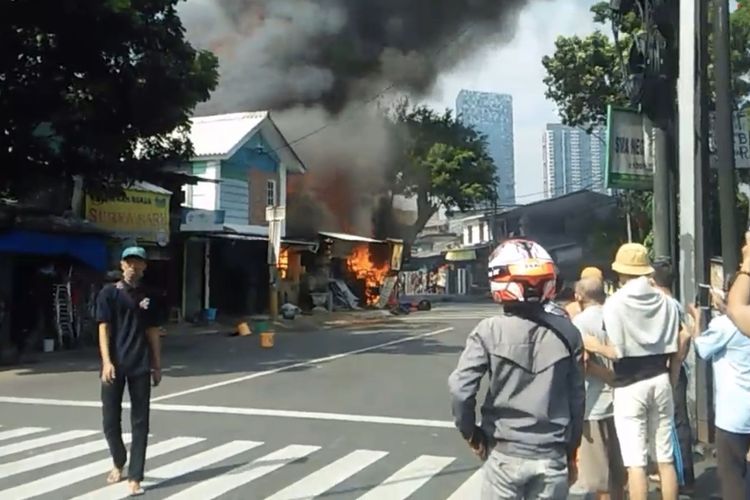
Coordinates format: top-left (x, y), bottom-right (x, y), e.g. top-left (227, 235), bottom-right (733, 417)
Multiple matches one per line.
top-left (128, 486), bottom-right (145, 497)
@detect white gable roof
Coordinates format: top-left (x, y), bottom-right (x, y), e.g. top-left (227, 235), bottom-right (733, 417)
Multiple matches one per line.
top-left (188, 111), bottom-right (306, 173)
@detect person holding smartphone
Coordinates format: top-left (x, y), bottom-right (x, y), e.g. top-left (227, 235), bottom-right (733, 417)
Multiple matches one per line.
top-left (96, 246), bottom-right (162, 497)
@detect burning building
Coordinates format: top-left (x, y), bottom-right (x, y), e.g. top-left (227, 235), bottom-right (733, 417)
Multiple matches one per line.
top-left (178, 0), bottom-right (536, 244)
top-left (345, 243), bottom-right (390, 305)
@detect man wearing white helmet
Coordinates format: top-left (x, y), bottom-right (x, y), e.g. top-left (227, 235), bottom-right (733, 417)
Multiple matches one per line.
top-left (448, 239), bottom-right (586, 499)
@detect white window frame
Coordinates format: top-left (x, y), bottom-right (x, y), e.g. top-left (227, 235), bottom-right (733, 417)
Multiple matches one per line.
top-left (266, 179), bottom-right (276, 207)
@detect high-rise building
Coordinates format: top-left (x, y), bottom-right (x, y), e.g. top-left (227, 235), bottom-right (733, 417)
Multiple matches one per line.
top-left (456, 90), bottom-right (515, 205)
top-left (542, 124), bottom-right (606, 199)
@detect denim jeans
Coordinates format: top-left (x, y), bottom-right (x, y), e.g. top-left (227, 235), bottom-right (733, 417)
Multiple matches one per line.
top-left (482, 449), bottom-right (569, 499)
top-left (101, 373), bottom-right (151, 482)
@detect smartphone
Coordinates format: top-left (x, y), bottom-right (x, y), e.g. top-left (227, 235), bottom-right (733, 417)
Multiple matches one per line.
top-left (697, 284), bottom-right (712, 308)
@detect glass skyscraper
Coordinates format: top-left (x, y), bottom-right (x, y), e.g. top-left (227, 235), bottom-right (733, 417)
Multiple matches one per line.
top-left (455, 90), bottom-right (516, 205)
top-left (542, 124), bottom-right (606, 199)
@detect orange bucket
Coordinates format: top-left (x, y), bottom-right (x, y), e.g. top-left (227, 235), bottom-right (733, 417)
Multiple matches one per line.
top-left (237, 322), bottom-right (252, 336)
top-left (260, 331), bottom-right (275, 348)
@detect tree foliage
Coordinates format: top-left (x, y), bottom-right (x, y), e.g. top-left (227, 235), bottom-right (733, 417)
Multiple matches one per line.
top-left (0, 0), bottom-right (219, 200)
top-left (542, 1), bottom-right (750, 129)
top-left (541, 2), bottom-right (750, 255)
top-left (386, 100), bottom-right (497, 243)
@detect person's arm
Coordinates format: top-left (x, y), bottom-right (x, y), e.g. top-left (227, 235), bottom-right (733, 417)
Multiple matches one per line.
top-left (147, 327), bottom-right (161, 366)
top-left (585, 357), bottom-right (615, 385)
top-left (581, 334), bottom-right (620, 361)
top-left (96, 288), bottom-right (115, 383)
top-left (727, 236), bottom-right (750, 337)
top-left (144, 302), bottom-right (162, 386)
top-left (676, 326), bottom-right (691, 364)
top-left (448, 324), bottom-right (490, 443)
top-left (98, 323), bottom-right (115, 377)
top-left (567, 341), bottom-right (586, 462)
top-left (693, 316), bottom-right (734, 361)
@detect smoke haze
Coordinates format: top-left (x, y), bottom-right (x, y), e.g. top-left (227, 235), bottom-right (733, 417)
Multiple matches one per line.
top-left (179, 0), bottom-right (531, 114)
top-left (178, 0), bottom-right (534, 236)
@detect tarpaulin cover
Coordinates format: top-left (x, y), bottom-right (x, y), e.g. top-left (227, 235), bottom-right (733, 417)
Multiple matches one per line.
top-left (0, 229), bottom-right (108, 271)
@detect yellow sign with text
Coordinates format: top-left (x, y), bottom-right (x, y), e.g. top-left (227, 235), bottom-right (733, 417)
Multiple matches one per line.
top-left (85, 189), bottom-right (171, 245)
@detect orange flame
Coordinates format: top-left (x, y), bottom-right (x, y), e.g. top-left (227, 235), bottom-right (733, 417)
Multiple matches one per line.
top-left (278, 248), bottom-right (289, 279)
top-left (346, 244), bottom-right (389, 305)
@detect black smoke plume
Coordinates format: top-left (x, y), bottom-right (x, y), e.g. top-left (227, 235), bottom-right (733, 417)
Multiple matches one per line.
top-left (179, 0), bottom-right (531, 114)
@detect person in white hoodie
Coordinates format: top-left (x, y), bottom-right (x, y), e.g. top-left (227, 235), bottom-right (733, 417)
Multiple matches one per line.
top-left (583, 243), bottom-right (681, 500)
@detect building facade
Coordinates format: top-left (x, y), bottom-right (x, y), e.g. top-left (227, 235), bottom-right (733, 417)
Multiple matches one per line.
top-left (542, 124), bottom-right (606, 198)
top-left (179, 112), bottom-right (307, 319)
top-left (456, 90), bottom-right (516, 205)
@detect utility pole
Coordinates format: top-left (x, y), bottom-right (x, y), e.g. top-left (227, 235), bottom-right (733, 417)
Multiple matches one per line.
top-left (714, 0), bottom-right (740, 274)
top-left (652, 126), bottom-right (671, 260)
top-left (266, 206), bottom-right (285, 321)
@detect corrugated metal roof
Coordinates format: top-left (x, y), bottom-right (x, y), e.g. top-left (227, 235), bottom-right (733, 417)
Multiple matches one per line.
top-left (129, 181), bottom-right (172, 195)
top-left (318, 231), bottom-right (383, 243)
top-left (189, 112), bottom-right (269, 158)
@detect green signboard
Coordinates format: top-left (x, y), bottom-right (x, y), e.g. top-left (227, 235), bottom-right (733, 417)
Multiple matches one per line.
top-left (605, 105), bottom-right (655, 190)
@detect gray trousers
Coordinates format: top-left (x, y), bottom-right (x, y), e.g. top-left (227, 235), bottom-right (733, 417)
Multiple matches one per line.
top-left (482, 449), bottom-right (569, 500)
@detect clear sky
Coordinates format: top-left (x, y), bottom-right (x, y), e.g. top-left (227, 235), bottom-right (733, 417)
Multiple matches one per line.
top-left (422, 0), bottom-right (598, 204)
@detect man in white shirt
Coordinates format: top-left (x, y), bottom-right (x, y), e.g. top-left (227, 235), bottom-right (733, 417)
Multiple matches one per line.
top-left (584, 243), bottom-right (680, 500)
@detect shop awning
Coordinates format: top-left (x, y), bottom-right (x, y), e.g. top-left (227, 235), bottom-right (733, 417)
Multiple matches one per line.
top-left (0, 229), bottom-right (108, 271)
top-left (319, 231), bottom-right (383, 244)
top-left (445, 249), bottom-right (477, 262)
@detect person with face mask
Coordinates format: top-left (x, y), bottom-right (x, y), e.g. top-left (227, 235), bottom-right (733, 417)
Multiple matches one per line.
top-left (96, 246), bottom-right (162, 497)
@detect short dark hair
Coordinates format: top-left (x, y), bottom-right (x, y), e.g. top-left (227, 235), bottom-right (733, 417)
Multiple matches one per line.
top-left (652, 258), bottom-right (674, 288)
top-left (556, 285), bottom-right (576, 303)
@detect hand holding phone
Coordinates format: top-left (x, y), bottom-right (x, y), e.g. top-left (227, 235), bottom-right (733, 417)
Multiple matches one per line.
top-left (697, 284), bottom-right (711, 308)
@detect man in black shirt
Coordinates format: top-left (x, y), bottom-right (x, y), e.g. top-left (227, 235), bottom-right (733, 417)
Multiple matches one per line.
top-left (96, 246), bottom-right (162, 497)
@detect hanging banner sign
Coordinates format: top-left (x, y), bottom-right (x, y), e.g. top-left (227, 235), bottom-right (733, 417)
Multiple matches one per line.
top-left (605, 105), bottom-right (655, 190)
top-left (709, 109), bottom-right (750, 169)
top-left (86, 188), bottom-right (171, 245)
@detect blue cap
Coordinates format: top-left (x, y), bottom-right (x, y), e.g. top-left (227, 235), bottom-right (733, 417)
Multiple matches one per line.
top-left (121, 246), bottom-right (147, 260)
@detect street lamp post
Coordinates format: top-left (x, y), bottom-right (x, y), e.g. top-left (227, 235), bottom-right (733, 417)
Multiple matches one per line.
top-left (266, 205), bottom-right (286, 321)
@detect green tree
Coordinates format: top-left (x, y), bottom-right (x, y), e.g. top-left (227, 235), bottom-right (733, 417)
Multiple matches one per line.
top-left (542, 2), bottom-right (750, 128)
top-left (0, 0), bottom-right (219, 200)
top-left (387, 100), bottom-right (497, 247)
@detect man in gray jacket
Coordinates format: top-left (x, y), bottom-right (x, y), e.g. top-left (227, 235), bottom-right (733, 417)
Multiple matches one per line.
top-left (449, 239), bottom-right (585, 499)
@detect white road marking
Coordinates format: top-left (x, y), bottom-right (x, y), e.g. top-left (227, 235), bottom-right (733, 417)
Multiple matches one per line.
top-left (163, 444), bottom-right (321, 500)
top-left (264, 449), bottom-right (389, 500)
top-left (446, 468), bottom-right (483, 499)
top-left (0, 427), bottom-right (47, 442)
top-left (76, 440), bottom-right (260, 500)
top-left (0, 434), bottom-right (132, 481)
top-left (13, 437), bottom-right (203, 500)
top-left (0, 429), bottom-right (97, 458)
top-left (150, 326), bottom-right (454, 401)
top-left (356, 455), bottom-right (455, 500)
top-left (0, 397), bottom-right (455, 428)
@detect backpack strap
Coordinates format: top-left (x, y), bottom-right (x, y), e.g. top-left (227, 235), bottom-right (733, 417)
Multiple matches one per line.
top-left (513, 305), bottom-right (578, 357)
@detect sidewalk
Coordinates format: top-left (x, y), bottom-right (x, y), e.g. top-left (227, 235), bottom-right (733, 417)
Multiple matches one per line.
top-left (569, 448), bottom-right (720, 499)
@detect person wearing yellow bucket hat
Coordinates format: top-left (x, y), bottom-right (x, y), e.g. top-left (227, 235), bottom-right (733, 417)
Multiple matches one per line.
top-left (582, 243), bottom-right (681, 500)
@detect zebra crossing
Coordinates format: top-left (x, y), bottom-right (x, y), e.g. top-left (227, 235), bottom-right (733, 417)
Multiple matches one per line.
top-left (0, 424), bottom-right (483, 499)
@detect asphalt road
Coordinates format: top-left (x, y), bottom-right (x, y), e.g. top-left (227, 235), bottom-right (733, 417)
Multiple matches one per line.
top-left (0, 303), bottom-right (721, 499)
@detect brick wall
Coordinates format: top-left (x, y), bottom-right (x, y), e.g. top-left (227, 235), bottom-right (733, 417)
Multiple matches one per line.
top-left (248, 168), bottom-right (278, 226)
